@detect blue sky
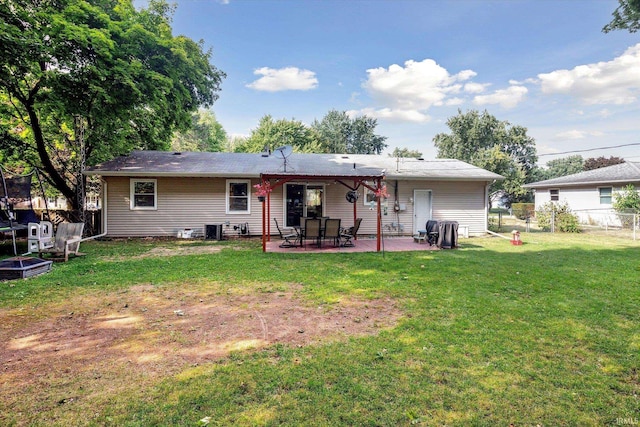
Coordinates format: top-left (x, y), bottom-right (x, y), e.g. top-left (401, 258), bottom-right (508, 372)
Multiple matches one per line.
top-left (156, 0), bottom-right (639, 166)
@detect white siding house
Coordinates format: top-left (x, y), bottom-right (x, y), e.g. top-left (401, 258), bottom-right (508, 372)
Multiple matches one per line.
top-left (86, 151), bottom-right (503, 239)
top-left (524, 161), bottom-right (640, 226)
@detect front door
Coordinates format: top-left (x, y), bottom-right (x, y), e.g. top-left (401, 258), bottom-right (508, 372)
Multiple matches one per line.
top-left (413, 189), bottom-right (432, 234)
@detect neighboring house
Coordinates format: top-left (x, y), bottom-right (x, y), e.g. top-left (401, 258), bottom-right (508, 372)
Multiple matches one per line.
top-left (85, 151), bottom-right (503, 239)
top-left (524, 161), bottom-right (640, 226)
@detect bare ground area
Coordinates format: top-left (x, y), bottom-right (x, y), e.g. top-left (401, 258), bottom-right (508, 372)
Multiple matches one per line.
top-left (0, 283), bottom-right (401, 422)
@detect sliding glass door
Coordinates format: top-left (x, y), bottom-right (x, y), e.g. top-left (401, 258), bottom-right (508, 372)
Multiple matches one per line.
top-left (285, 184), bottom-right (324, 227)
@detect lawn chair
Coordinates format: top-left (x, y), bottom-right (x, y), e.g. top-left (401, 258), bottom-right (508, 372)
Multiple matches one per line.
top-left (36, 222), bottom-right (85, 262)
top-left (340, 218), bottom-right (362, 247)
top-left (303, 218), bottom-right (321, 248)
top-left (274, 217), bottom-right (299, 247)
top-left (323, 218), bottom-right (341, 247)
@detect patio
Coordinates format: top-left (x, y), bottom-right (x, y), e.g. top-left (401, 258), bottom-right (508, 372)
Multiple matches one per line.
top-left (266, 236), bottom-right (442, 253)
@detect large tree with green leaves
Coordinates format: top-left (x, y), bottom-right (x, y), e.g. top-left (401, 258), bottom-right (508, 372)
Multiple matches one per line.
top-left (540, 155), bottom-right (585, 180)
top-left (389, 147), bottom-right (423, 158)
top-left (171, 110), bottom-right (227, 152)
top-left (0, 0), bottom-right (224, 209)
top-left (234, 115), bottom-right (323, 154)
top-left (312, 109), bottom-right (388, 154)
top-left (603, 0), bottom-right (640, 33)
top-left (433, 109), bottom-right (538, 205)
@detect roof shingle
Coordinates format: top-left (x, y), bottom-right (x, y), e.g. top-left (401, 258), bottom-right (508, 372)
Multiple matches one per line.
top-left (86, 151), bottom-right (504, 181)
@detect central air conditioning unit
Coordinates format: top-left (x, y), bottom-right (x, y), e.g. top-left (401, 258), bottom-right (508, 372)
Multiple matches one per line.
top-left (205, 223), bottom-right (223, 240)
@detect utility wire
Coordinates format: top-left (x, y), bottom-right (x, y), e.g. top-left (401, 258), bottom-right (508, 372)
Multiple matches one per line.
top-left (538, 142), bottom-right (640, 157)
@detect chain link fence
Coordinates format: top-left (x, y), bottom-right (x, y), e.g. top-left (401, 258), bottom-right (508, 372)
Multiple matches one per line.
top-left (489, 210), bottom-right (639, 241)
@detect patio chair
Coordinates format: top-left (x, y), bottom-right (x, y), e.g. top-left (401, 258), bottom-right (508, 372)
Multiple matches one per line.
top-left (274, 218), bottom-right (299, 247)
top-left (303, 218), bottom-right (321, 248)
top-left (425, 220), bottom-right (440, 246)
top-left (323, 218), bottom-right (341, 247)
top-left (37, 222), bottom-right (85, 262)
top-left (340, 217), bottom-right (362, 247)
top-left (319, 216), bottom-right (329, 230)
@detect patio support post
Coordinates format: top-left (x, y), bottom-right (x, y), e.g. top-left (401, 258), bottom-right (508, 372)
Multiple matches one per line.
top-left (376, 177), bottom-right (382, 252)
top-left (262, 191), bottom-right (266, 252)
top-left (267, 191), bottom-right (271, 241)
top-left (353, 180), bottom-right (358, 240)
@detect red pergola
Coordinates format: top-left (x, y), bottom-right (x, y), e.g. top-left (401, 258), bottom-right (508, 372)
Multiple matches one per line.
top-left (258, 172), bottom-right (386, 252)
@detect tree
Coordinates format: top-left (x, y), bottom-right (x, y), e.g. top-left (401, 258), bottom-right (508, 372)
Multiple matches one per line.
top-left (433, 109), bottom-right (538, 206)
top-left (613, 184), bottom-right (640, 213)
top-left (312, 110), bottom-right (388, 154)
top-left (0, 0), bottom-right (224, 210)
top-left (603, 0), bottom-right (640, 33)
top-left (583, 156), bottom-right (625, 171)
top-left (235, 115), bottom-right (323, 154)
top-left (171, 110), bottom-right (227, 152)
top-left (612, 184), bottom-right (640, 229)
top-left (541, 155), bottom-right (584, 180)
top-left (389, 147), bottom-right (423, 158)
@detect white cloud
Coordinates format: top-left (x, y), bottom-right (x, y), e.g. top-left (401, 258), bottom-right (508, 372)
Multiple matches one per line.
top-left (538, 43), bottom-right (640, 105)
top-left (554, 129), bottom-right (605, 140)
top-left (598, 109), bottom-right (612, 118)
top-left (246, 67), bottom-right (318, 92)
top-left (353, 59), bottom-right (487, 123)
top-left (464, 82), bottom-right (489, 94)
top-left (362, 59), bottom-right (477, 111)
top-left (509, 78), bottom-right (537, 85)
top-left (347, 107), bottom-right (431, 123)
top-left (473, 85), bottom-right (528, 108)
top-left (445, 97), bottom-right (464, 106)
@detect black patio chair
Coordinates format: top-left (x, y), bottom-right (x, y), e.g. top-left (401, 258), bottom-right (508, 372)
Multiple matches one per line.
top-left (274, 218), bottom-right (299, 247)
top-left (340, 217), bottom-right (362, 247)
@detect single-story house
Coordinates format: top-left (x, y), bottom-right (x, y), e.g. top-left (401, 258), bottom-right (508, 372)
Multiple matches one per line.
top-left (85, 151), bottom-right (503, 243)
top-left (524, 161), bottom-right (640, 226)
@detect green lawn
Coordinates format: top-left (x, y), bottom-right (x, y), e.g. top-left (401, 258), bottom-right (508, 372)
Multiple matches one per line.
top-left (1, 233), bottom-right (638, 426)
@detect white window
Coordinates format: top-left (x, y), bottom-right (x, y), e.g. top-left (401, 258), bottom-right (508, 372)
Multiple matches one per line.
top-left (227, 179), bottom-right (250, 214)
top-left (599, 187), bottom-right (612, 205)
top-left (130, 179), bottom-right (157, 210)
top-left (363, 185), bottom-right (388, 207)
top-left (550, 189), bottom-right (559, 202)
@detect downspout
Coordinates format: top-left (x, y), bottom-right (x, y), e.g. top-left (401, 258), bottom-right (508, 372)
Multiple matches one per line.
top-left (484, 180), bottom-right (491, 234)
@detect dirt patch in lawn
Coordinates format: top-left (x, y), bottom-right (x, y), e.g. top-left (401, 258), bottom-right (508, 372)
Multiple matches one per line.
top-left (0, 285), bottom-right (401, 420)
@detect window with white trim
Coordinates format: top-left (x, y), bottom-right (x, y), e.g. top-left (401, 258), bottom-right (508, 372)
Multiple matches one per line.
top-left (130, 179), bottom-right (157, 210)
top-left (227, 179), bottom-right (250, 214)
top-left (550, 189), bottom-right (559, 202)
top-left (363, 186), bottom-right (388, 207)
top-left (599, 187), bottom-right (612, 205)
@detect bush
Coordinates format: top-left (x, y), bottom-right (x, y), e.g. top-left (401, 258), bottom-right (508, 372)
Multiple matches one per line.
top-left (612, 185), bottom-right (640, 229)
top-left (536, 201), bottom-right (581, 233)
top-left (511, 203), bottom-right (535, 220)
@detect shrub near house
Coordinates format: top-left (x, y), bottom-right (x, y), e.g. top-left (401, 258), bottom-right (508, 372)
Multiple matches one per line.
top-left (536, 201), bottom-right (581, 232)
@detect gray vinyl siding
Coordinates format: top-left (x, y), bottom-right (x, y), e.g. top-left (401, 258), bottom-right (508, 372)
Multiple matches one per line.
top-left (429, 180), bottom-right (488, 236)
top-left (105, 176), bottom-right (267, 238)
top-left (105, 177), bottom-right (489, 238)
